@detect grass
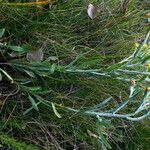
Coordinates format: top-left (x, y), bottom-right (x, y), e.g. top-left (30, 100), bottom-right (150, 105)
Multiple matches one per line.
top-left (0, 0), bottom-right (150, 149)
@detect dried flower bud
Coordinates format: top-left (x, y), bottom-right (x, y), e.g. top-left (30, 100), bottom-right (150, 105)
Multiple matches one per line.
top-left (145, 12), bottom-right (150, 18)
top-left (130, 80), bottom-right (136, 87)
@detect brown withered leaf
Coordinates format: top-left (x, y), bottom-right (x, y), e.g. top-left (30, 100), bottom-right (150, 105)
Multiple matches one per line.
top-left (87, 3), bottom-right (101, 19)
top-left (26, 49), bottom-right (43, 62)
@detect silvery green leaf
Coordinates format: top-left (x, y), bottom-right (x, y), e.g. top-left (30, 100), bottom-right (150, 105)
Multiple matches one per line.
top-left (50, 64), bottom-right (56, 74)
top-left (0, 68), bottom-right (13, 83)
top-left (47, 56), bottom-right (58, 61)
top-left (0, 29), bottom-right (5, 38)
top-left (8, 46), bottom-right (25, 53)
top-left (0, 72), bottom-right (2, 81)
top-left (51, 103), bottom-right (62, 118)
top-left (28, 95), bottom-right (39, 111)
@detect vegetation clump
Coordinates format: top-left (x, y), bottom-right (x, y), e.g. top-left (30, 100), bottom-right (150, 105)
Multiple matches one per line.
top-left (0, 0), bottom-right (150, 149)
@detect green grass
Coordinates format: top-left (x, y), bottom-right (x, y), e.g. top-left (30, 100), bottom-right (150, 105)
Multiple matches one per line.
top-left (0, 0), bottom-right (150, 149)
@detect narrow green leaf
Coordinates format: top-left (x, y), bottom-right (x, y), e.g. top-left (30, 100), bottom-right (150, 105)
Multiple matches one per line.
top-left (50, 64), bottom-right (56, 74)
top-left (23, 102), bottom-right (41, 115)
top-left (97, 122), bottom-right (111, 149)
top-left (0, 42), bottom-right (4, 47)
top-left (142, 55), bottom-right (150, 64)
top-left (66, 53), bottom-right (83, 68)
top-left (14, 78), bottom-right (31, 85)
top-left (106, 62), bottom-right (127, 72)
top-left (24, 70), bottom-right (35, 78)
top-left (0, 72), bottom-right (2, 81)
top-left (51, 103), bottom-right (61, 118)
top-left (28, 95), bottom-right (39, 111)
top-left (0, 68), bottom-right (13, 83)
top-left (138, 75), bottom-right (149, 82)
top-left (91, 97), bottom-right (112, 111)
top-left (0, 29), bottom-right (5, 38)
top-left (97, 116), bottom-right (112, 128)
top-left (8, 46), bottom-right (25, 53)
top-left (34, 94), bottom-right (50, 107)
top-left (22, 85), bottom-right (42, 92)
top-left (99, 133), bottom-right (111, 150)
top-left (47, 56), bottom-right (58, 61)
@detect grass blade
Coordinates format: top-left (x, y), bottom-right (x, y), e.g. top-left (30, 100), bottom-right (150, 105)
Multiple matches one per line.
top-left (51, 103), bottom-right (62, 118)
top-left (28, 95), bottom-right (39, 111)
